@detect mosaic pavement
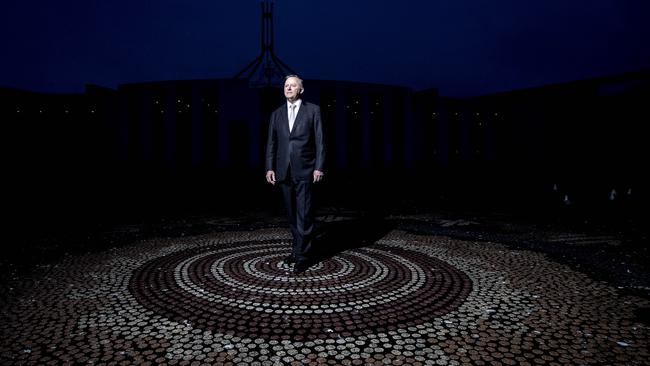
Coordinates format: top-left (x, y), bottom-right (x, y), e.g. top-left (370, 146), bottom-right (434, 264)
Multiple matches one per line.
top-left (1, 228), bottom-right (649, 365)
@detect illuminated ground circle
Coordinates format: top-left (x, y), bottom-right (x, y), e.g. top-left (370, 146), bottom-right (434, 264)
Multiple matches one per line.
top-left (129, 239), bottom-right (472, 340)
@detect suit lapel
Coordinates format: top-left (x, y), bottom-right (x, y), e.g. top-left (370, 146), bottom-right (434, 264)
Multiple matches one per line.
top-left (291, 101), bottom-right (306, 135)
top-left (279, 104), bottom-right (290, 135)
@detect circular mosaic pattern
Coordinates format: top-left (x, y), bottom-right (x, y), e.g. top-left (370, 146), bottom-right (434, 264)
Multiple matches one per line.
top-left (129, 239), bottom-right (472, 340)
top-left (3, 227), bottom-right (649, 365)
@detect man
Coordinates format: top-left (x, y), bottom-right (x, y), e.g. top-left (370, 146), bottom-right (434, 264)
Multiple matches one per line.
top-left (265, 75), bottom-right (326, 273)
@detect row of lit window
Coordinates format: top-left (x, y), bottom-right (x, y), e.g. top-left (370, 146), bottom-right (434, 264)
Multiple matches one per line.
top-left (325, 100), bottom-right (384, 109)
top-left (153, 100), bottom-right (216, 108)
top-left (11, 108), bottom-right (223, 115)
top-left (154, 99), bottom-right (218, 113)
top-left (14, 109), bottom-right (96, 114)
top-left (152, 99), bottom-right (216, 104)
top-left (11, 108), bottom-right (498, 119)
top-left (156, 110), bottom-right (218, 114)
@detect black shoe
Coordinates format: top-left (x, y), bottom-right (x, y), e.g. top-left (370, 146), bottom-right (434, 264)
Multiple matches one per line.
top-left (283, 255), bottom-right (297, 265)
top-left (293, 261), bottom-right (311, 274)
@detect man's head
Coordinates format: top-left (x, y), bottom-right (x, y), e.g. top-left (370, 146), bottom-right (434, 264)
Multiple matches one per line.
top-left (284, 75), bottom-right (304, 103)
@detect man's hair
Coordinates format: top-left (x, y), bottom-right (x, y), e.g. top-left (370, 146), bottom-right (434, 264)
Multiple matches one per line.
top-left (284, 75), bottom-right (304, 90)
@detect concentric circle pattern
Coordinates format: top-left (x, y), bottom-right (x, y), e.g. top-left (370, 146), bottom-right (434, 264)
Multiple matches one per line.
top-left (129, 239), bottom-right (472, 340)
top-left (2, 227), bottom-right (649, 365)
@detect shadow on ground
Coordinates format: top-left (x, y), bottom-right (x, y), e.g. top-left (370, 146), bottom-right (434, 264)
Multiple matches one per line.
top-left (311, 213), bottom-right (394, 263)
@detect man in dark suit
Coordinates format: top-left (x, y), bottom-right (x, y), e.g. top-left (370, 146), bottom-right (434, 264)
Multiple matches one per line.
top-left (265, 75), bottom-right (326, 273)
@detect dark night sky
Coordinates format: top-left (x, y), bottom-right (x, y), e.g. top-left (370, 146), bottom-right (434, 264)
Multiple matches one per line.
top-left (2, 0), bottom-right (649, 96)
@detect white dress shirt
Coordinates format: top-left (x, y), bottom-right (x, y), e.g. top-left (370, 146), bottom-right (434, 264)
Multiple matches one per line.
top-left (287, 99), bottom-right (302, 132)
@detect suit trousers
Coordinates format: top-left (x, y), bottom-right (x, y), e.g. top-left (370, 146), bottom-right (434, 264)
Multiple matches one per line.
top-left (279, 169), bottom-right (314, 262)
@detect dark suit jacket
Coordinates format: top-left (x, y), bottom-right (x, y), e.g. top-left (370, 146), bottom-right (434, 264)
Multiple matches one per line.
top-left (265, 100), bottom-right (326, 181)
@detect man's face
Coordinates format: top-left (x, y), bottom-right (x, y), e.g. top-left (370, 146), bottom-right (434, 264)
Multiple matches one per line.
top-left (284, 77), bottom-right (302, 102)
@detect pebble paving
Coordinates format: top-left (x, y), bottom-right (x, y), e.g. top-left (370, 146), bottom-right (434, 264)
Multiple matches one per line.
top-left (1, 227), bottom-right (648, 365)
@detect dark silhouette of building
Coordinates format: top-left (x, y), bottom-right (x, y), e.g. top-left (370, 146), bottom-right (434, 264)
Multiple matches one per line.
top-left (3, 70), bottom-right (648, 229)
top-left (1, 0), bottom-right (647, 229)
top-left (413, 71), bottom-right (649, 215)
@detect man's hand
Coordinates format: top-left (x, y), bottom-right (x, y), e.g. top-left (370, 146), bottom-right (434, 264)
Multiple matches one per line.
top-left (266, 170), bottom-right (276, 185)
top-left (313, 170), bottom-right (324, 183)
